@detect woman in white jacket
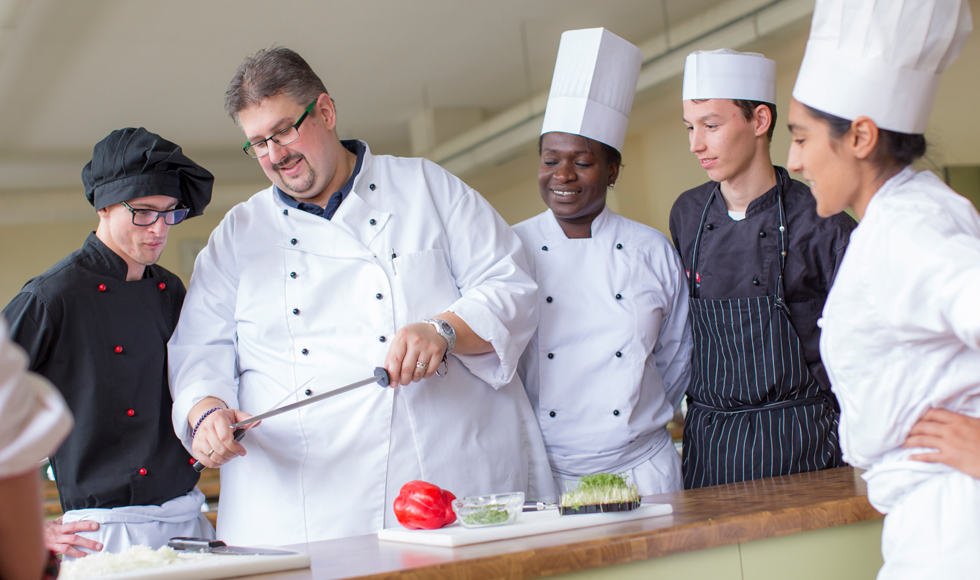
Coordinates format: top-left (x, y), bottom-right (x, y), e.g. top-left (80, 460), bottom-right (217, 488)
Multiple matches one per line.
top-left (514, 28), bottom-right (692, 498)
top-left (786, 0), bottom-right (977, 577)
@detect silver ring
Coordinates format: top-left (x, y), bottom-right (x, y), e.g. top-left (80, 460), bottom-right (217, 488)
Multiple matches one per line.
top-left (416, 361), bottom-right (428, 370)
top-left (206, 449), bottom-right (215, 458)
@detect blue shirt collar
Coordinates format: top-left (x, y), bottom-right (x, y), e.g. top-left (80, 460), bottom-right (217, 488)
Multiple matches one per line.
top-left (276, 139), bottom-right (365, 220)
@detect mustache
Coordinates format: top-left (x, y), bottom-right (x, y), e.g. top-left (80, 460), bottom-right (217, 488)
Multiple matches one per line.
top-left (275, 154), bottom-right (304, 170)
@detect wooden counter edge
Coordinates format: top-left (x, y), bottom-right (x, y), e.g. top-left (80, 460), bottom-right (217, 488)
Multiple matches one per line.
top-left (344, 492), bottom-right (882, 580)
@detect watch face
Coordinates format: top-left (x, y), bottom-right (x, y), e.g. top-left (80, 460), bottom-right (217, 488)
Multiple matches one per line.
top-left (437, 320), bottom-right (453, 336)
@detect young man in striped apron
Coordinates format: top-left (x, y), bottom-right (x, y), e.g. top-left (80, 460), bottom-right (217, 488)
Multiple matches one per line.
top-left (669, 50), bottom-right (856, 489)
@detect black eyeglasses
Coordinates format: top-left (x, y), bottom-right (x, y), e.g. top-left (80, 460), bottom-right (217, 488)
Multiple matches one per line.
top-left (121, 201), bottom-right (189, 226)
top-left (243, 99), bottom-right (317, 159)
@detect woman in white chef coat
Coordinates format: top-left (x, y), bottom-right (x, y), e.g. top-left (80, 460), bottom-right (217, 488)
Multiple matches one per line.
top-left (786, 0), bottom-right (978, 577)
top-left (515, 28), bottom-right (692, 497)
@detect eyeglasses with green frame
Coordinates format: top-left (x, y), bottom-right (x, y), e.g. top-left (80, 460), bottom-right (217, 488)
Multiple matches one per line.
top-left (243, 99), bottom-right (317, 159)
top-left (121, 201), bottom-right (190, 226)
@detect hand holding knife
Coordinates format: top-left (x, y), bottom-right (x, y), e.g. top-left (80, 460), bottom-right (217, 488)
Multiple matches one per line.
top-left (192, 368), bottom-right (391, 471)
top-left (191, 378), bottom-right (314, 472)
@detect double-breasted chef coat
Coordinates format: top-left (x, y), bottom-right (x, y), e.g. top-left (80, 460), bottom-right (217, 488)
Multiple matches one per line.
top-left (669, 167), bottom-right (855, 488)
top-left (2, 234), bottom-right (213, 556)
top-left (820, 167), bottom-right (980, 579)
top-left (169, 141), bottom-right (554, 547)
top-left (514, 207), bottom-right (692, 496)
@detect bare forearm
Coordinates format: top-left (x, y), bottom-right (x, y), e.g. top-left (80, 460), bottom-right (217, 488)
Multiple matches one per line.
top-left (437, 312), bottom-right (492, 355)
top-left (0, 471), bottom-right (46, 580)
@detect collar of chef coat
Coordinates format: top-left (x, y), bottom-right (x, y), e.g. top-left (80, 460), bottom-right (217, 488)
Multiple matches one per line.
top-left (708, 166), bottom-right (788, 220)
top-left (271, 145), bottom-right (391, 260)
top-left (276, 139), bottom-right (365, 220)
top-left (862, 165), bottom-right (916, 218)
top-left (82, 232), bottom-right (157, 280)
top-left (543, 203), bottom-right (616, 241)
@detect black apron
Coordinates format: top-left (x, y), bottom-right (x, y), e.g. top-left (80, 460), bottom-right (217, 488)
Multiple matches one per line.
top-left (682, 176), bottom-right (843, 489)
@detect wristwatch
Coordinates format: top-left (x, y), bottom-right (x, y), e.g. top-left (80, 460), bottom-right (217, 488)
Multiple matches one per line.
top-left (422, 318), bottom-right (456, 356)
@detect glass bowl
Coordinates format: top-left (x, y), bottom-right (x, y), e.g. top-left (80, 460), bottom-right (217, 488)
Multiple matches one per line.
top-left (451, 491), bottom-right (524, 528)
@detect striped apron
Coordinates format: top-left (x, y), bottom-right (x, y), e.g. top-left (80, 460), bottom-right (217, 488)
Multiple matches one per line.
top-left (682, 177), bottom-right (843, 489)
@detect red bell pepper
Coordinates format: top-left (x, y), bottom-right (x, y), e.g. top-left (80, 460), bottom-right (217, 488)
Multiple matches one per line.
top-left (393, 480), bottom-right (457, 529)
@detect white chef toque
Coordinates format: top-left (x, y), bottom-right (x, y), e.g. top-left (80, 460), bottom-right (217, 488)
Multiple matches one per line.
top-left (793, 0), bottom-right (973, 134)
top-left (540, 28), bottom-right (643, 154)
top-left (682, 49), bottom-right (777, 103)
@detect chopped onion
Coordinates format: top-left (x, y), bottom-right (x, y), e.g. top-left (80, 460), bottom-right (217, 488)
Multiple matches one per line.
top-left (59, 545), bottom-right (211, 579)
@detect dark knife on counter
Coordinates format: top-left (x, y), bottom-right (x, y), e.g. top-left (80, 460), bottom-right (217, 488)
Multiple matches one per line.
top-left (523, 501), bottom-right (558, 512)
top-left (168, 537), bottom-right (296, 556)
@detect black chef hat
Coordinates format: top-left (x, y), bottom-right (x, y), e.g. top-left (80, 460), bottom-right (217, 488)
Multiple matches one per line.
top-left (82, 127), bottom-right (213, 218)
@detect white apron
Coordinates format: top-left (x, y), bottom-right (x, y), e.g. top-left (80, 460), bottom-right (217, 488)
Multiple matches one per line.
top-left (514, 207), bottom-right (692, 496)
top-left (61, 488), bottom-right (213, 561)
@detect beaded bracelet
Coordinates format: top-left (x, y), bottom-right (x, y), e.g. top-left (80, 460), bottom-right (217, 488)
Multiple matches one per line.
top-left (191, 407), bottom-right (222, 440)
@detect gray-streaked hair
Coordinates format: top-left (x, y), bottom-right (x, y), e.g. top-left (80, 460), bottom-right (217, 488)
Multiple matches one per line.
top-left (224, 47), bottom-right (329, 123)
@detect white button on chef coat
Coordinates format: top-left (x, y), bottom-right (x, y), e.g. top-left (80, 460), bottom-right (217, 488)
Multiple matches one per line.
top-left (515, 207), bottom-right (692, 495)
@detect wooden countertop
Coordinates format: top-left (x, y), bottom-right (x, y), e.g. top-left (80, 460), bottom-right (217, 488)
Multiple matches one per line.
top-left (255, 467), bottom-right (882, 580)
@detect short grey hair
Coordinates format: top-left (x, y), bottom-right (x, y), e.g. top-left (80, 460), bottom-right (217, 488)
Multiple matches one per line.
top-left (224, 47), bottom-right (329, 123)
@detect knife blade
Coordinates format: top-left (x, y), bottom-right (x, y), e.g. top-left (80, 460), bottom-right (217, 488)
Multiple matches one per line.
top-left (230, 367), bottom-right (391, 429)
top-left (192, 376), bottom-right (316, 472)
top-left (168, 537), bottom-right (295, 556)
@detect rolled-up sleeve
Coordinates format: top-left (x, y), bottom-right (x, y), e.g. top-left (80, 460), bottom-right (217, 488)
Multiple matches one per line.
top-left (442, 186), bottom-right (538, 388)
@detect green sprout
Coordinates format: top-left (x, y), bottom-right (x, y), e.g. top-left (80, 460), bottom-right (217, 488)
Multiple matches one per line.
top-left (559, 473), bottom-right (640, 509)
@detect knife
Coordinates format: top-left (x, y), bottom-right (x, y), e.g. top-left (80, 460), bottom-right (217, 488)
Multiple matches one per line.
top-left (230, 367), bottom-right (391, 429)
top-left (523, 501), bottom-right (559, 512)
top-left (168, 537), bottom-right (296, 556)
top-left (192, 376), bottom-right (316, 472)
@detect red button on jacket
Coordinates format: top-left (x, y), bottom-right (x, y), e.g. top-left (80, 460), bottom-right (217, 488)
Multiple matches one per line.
top-left (138, 468), bottom-right (147, 476)
top-left (98, 284), bottom-right (107, 292)
top-left (114, 346), bottom-right (123, 354)
top-left (158, 282), bottom-right (166, 290)
top-left (126, 409), bottom-right (135, 417)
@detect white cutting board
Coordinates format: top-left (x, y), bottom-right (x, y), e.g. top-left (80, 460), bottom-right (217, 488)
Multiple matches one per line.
top-left (62, 550), bottom-right (311, 580)
top-left (377, 503), bottom-right (672, 547)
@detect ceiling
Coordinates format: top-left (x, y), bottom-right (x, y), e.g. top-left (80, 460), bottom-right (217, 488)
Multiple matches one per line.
top-left (0, 0), bottom-right (795, 200)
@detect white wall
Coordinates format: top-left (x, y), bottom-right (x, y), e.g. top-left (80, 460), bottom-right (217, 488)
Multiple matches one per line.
top-left (3, 0), bottom-right (980, 306)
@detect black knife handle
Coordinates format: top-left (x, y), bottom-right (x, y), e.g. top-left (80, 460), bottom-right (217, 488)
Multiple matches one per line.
top-left (191, 427), bottom-right (247, 472)
top-left (169, 537), bottom-right (227, 551)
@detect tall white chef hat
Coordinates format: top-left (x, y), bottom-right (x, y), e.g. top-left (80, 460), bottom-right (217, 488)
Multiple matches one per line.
top-left (540, 28), bottom-right (643, 153)
top-left (682, 49), bottom-right (777, 103)
top-left (793, 0), bottom-right (973, 134)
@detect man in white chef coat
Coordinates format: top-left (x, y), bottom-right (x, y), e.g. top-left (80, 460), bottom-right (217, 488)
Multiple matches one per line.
top-left (169, 46), bottom-right (554, 546)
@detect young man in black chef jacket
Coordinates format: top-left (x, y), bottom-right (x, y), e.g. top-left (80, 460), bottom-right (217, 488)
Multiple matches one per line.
top-left (670, 49), bottom-right (856, 489)
top-left (2, 128), bottom-right (216, 558)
